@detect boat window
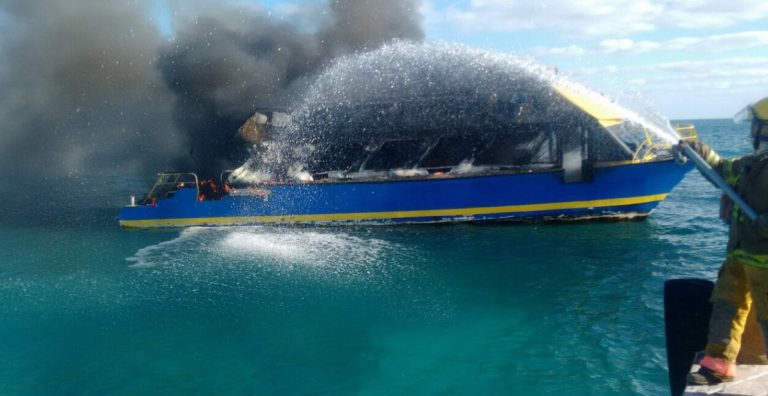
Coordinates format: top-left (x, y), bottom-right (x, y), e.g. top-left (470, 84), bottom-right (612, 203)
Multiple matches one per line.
top-left (591, 123), bottom-right (636, 161)
top-left (362, 139), bottom-right (432, 171)
top-left (591, 131), bottom-right (634, 161)
top-left (419, 135), bottom-right (491, 168)
top-left (475, 129), bottom-right (556, 166)
top-left (606, 122), bottom-right (648, 149)
top-left (305, 141), bottom-right (368, 174)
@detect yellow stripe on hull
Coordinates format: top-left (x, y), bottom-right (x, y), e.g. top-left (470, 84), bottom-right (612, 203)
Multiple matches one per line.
top-left (119, 193), bottom-right (668, 228)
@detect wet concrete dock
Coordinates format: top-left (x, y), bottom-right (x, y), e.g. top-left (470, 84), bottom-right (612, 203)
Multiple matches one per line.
top-left (684, 364), bottom-right (768, 395)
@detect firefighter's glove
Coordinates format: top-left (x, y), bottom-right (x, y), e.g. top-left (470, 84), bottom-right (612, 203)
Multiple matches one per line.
top-left (672, 141), bottom-right (684, 163)
top-left (686, 140), bottom-right (712, 159)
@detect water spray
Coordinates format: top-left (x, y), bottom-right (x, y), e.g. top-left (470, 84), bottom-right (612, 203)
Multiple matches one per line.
top-left (232, 42), bottom-right (684, 182)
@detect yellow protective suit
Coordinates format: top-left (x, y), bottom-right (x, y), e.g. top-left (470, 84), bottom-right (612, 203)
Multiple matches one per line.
top-left (694, 102), bottom-right (768, 364)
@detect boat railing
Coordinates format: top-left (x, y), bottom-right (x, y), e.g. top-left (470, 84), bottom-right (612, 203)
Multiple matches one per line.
top-left (220, 170), bottom-right (235, 185)
top-left (630, 124), bottom-right (698, 162)
top-left (674, 123), bottom-right (698, 141)
top-left (632, 129), bottom-right (658, 161)
top-left (143, 172), bottom-right (199, 203)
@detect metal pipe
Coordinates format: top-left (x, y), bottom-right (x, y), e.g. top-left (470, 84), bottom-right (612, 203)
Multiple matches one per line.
top-left (680, 142), bottom-right (759, 221)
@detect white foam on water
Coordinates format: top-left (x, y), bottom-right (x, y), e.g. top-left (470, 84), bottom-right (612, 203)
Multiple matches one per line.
top-left (125, 226), bottom-right (409, 286)
top-left (126, 227), bottom-right (209, 268)
top-left (217, 228), bottom-right (391, 268)
top-left (220, 231), bottom-right (306, 261)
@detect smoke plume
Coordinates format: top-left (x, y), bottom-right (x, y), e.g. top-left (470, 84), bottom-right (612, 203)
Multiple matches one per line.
top-left (0, 0), bottom-right (423, 187)
top-left (158, 0), bottom-right (423, 176)
top-left (0, 0), bottom-right (179, 181)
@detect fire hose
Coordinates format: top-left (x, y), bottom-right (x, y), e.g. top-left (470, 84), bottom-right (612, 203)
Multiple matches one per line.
top-left (677, 141), bottom-right (758, 222)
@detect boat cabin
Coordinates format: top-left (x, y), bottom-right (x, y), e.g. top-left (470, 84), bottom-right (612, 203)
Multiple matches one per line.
top-left (287, 98), bottom-right (671, 184)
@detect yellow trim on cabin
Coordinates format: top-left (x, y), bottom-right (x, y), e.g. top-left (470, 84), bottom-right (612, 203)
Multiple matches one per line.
top-left (120, 193), bottom-right (668, 228)
top-left (552, 82), bottom-right (624, 128)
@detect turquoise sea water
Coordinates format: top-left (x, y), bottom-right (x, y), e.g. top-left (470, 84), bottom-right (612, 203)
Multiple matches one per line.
top-left (0, 119), bottom-right (751, 395)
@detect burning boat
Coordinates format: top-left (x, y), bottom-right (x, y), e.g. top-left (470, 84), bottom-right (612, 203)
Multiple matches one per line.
top-left (118, 88), bottom-right (694, 228)
top-left (118, 43), bottom-right (694, 228)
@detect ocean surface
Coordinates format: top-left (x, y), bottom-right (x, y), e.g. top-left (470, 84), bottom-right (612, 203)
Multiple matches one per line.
top-left (0, 119), bottom-right (751, 395)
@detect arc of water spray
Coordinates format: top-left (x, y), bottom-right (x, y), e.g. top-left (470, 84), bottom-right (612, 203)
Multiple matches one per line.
top-left (678, 141), bottom-right (758, 221)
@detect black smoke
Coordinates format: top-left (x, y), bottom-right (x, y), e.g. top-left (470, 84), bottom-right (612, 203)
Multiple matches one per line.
top-left (0, 0), bottom-right (179, 181)
top-left (0, 0), bottom-right (423, 186)
top-left (158, 0), bottom-right (423, 177)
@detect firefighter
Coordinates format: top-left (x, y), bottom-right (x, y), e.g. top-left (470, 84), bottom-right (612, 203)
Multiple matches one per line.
top-left (686, 97), bottom-right (768, 385)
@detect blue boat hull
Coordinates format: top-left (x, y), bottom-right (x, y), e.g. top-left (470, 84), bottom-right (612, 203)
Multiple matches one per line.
top-left (118, 160), bottom-right (693, 228)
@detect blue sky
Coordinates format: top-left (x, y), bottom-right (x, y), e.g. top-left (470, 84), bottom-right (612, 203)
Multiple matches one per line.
top-left (417, 0), bottom-right (768, 120)
top-left (160, 0), bottom-right (768, 119)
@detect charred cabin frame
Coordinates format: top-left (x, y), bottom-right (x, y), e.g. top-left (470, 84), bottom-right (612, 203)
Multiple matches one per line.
top-left (277, 92), bottom-right (641, 183)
